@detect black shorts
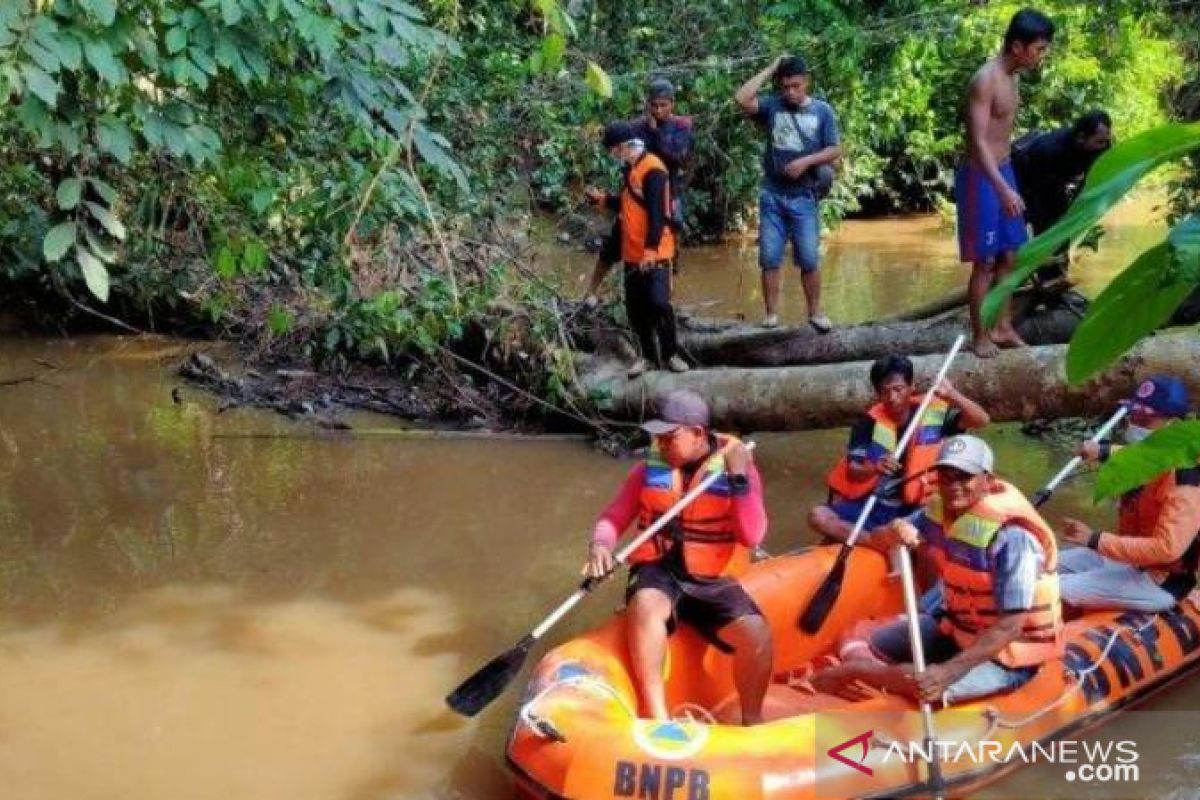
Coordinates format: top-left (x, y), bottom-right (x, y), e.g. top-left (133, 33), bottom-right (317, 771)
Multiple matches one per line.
top-left (625, 561), bottom-right (763, 652)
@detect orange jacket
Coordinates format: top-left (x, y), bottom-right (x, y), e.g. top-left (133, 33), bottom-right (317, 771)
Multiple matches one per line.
top-left (1099, 467), bottom-right (1200, 584)
top-left (627, 434), bottom-right (748, 579)
top-left (926, 481), bottom-right (1064, 669)
top-left (619, 152), bottom-right (676, 264)
top-left (826, 399), bottom-right (949, 506)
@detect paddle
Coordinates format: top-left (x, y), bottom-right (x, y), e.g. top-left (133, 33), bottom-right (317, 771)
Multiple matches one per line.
top-left (1030, 405), bottom-right (1130, 508)
top-left (799, 334), bottom-right (966, 634)
top-left (897, 543), bottom-right (946, 800)
top-left (445, 440), bottom-right (756, 717)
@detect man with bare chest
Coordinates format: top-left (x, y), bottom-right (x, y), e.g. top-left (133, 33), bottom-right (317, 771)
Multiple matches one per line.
top-left (956, 9), bottom-right (1055, 358)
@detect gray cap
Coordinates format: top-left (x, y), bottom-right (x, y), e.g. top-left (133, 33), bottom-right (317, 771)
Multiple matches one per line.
top-left (934, 435), bottom-right (994, 475)
top-left (641, 390), bottom-right (710, 435)
top-left (647, 78), bottom-right (675, 100)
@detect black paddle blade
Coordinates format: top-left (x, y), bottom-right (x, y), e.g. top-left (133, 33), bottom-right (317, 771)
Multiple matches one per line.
top-left (799, 550), bottom-right (849, 634)
top-left (446, 634), bottom-right (536, 717)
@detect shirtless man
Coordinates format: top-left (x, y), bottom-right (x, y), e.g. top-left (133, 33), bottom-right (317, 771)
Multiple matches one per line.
top-left (957, 9), bottom-right (1055, 358)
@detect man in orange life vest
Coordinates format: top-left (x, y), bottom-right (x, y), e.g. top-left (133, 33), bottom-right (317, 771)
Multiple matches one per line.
top-left (585, 122), bottom-right (688, 378)
top-left (584, 78), bottom-right (694, 308)
top-left (582, 390), bottom-right (772, 725)
top-left (808, 355), bottom-right (990, 543)
top-left (1058, 375), bottom-right (1200, 612)
top-left (813, 435), bottom-right (1064, 704)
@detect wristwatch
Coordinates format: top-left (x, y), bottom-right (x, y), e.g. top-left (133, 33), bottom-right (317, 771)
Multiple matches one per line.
top-left (729, 473), bottom-right (750, 495)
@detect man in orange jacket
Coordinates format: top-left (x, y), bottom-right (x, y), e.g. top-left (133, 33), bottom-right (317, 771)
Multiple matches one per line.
top-left (809, 354), bottom-right (990, 543)
top-left (813, 435), bottom-right (1064, 705)
top-left (585, 122), bottom-right (688, 377)
top-left (581, 390), bottom-right (772, 725)
top-left (1059, 375), bottom-right (1200, 612)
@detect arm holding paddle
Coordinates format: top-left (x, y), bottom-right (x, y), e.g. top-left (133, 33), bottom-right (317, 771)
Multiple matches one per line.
top-left (585, 440), bottom-right (761, 579)
top-left (800, 335), bottom-right (966, 633)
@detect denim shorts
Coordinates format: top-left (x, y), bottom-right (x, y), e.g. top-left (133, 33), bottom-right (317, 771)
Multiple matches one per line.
top-left (758, 189), bottom-right (820, 272)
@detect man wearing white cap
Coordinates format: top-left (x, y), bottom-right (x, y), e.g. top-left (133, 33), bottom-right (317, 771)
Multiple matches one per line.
top-left (814, 435), bottom-right (1064, 705)
top-left (581, 390), bottom-right (772, 724)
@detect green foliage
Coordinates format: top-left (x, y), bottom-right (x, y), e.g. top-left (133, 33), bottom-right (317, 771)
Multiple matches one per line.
top-left (1, 0), bottom-right (461, 303)
top-left (1096, 422), bottom-right (1200, 501)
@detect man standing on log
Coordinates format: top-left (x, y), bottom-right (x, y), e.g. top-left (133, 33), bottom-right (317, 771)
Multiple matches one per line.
top-left (735, 55), bottom-right (841, 333)
top-left (585, 122), bottom-right (688, 377)
top-left (584, 79), bottom-right (694, 307)
top-left (809, 355), bottom-right (990, 543)
top-left (1058, 376), bottom-right (1200, 612)
top-left (1012, 110), bottom-right (1113, 290)
top-left (958, 8), bottom-right (1055, 358)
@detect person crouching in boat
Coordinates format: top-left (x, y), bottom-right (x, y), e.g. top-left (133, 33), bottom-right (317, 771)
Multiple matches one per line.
top-left (814, 435), bottom-right (1064, 705)
top-left (809, 354), bottom-right (990, 543)
top-left (581, 389), bottom-right (773, 725)
top-left (1058, 375), bottom-right (1200, 612)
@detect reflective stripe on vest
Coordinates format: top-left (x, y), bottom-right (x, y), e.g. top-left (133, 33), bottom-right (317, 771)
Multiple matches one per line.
top-left (826, 399), bottom-right (949, 506)
top-left (629, 433), bottom-right (747, 579)
top-left (926, 480), bottom-right (1064, 668)
top-left (619, 152), bottom-right (677, 264)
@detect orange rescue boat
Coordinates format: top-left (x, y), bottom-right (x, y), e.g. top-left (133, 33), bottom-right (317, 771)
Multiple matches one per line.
top-left (507, 545), bottom-right (1200, 799)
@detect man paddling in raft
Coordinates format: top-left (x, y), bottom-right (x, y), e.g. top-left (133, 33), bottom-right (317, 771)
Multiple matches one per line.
top-left (581, 390), bottom-right (773, 725)
top-left (1058, 376), bottom-right (1200, 612)
top-left (813, 436), bottom-right (1064, 705)
top-left (809, 355), bottom-right (990, 544)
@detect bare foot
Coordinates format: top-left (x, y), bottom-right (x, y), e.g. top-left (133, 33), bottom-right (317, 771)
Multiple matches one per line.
top-left (990, 326), bottom-right (1027, 349)
top-left (971, 335), bottom-right (999, 358)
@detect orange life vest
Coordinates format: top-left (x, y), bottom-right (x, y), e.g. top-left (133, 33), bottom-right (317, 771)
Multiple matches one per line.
top-left (627, 433), bottom-right (748, 580)
top-left (826, 399), bottom-right (949, 506)
top-left (619, 152), bottom-right (676, 264)
top-left (926, 480), bottom-right (1064, 669)
top-left (1118, 466), bottom-right (1200, 581)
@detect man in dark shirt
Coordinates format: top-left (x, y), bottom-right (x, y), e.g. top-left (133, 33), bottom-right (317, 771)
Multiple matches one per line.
top-left (735, 55), bottom-right (841, 332)
top-left (1012, 110), bottom-right (1113, 287)
top-left (630, 78), bottom-right (695, 230)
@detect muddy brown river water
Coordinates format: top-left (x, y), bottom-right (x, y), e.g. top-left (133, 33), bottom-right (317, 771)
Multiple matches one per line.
top-left (1, 196), bottom-right (1197, 800)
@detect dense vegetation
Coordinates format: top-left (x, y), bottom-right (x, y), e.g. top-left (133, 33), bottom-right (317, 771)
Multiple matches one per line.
top-left (1, 0), bottom-right (1197, 425)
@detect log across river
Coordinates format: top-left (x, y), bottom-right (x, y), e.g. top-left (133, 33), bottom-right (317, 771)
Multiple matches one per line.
top-left (579, 329), bottom-right (1200, 431)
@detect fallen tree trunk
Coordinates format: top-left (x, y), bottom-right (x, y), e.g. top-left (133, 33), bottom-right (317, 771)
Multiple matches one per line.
top-left (579, 330), bottom-right (1200, 431)
top-left (678, 294), bottom-right (1084, 367)
top-left (679, 290), bottom-right (1200, 368)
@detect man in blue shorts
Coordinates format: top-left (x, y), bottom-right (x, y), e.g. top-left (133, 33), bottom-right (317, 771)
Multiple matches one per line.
top-left (735, 55), bottom-right (841, 332)
top-left (958, 8), bottom-right (1055, 358)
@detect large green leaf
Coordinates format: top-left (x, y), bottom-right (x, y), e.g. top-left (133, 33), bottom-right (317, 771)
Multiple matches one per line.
top-left (43, 222), bottom-right (77, 261)
top-left (76, 246), bottom-right (111, 302)
top-left (79, 0), bottom-right (117, 26)
top-left (1096, 422), bottom-right (1200, 501)
top-left (83, 38), bottom-right (126, 84)
top-left (1064, 239), bottom-right (1198, 384)
top-left (56, 178), bottom-right (82, 210)
top-left (21, 65), bottom-right (59, 107)
top-left (982, 121), bottom-right (1200, 326)
top-left (84, 201), bottom-right (126, 240)
top-left (585, 60), bottom-right (611, 99)
top-left (96, 115), bottom-right (134, 163)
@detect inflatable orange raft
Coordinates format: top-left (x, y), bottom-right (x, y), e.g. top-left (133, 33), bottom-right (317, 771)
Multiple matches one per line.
top-left (506, 545), bottom-right (1200, 799)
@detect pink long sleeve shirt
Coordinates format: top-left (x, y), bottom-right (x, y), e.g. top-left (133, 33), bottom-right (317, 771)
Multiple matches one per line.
top-left (590, 461), bottom-right (768, 550)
